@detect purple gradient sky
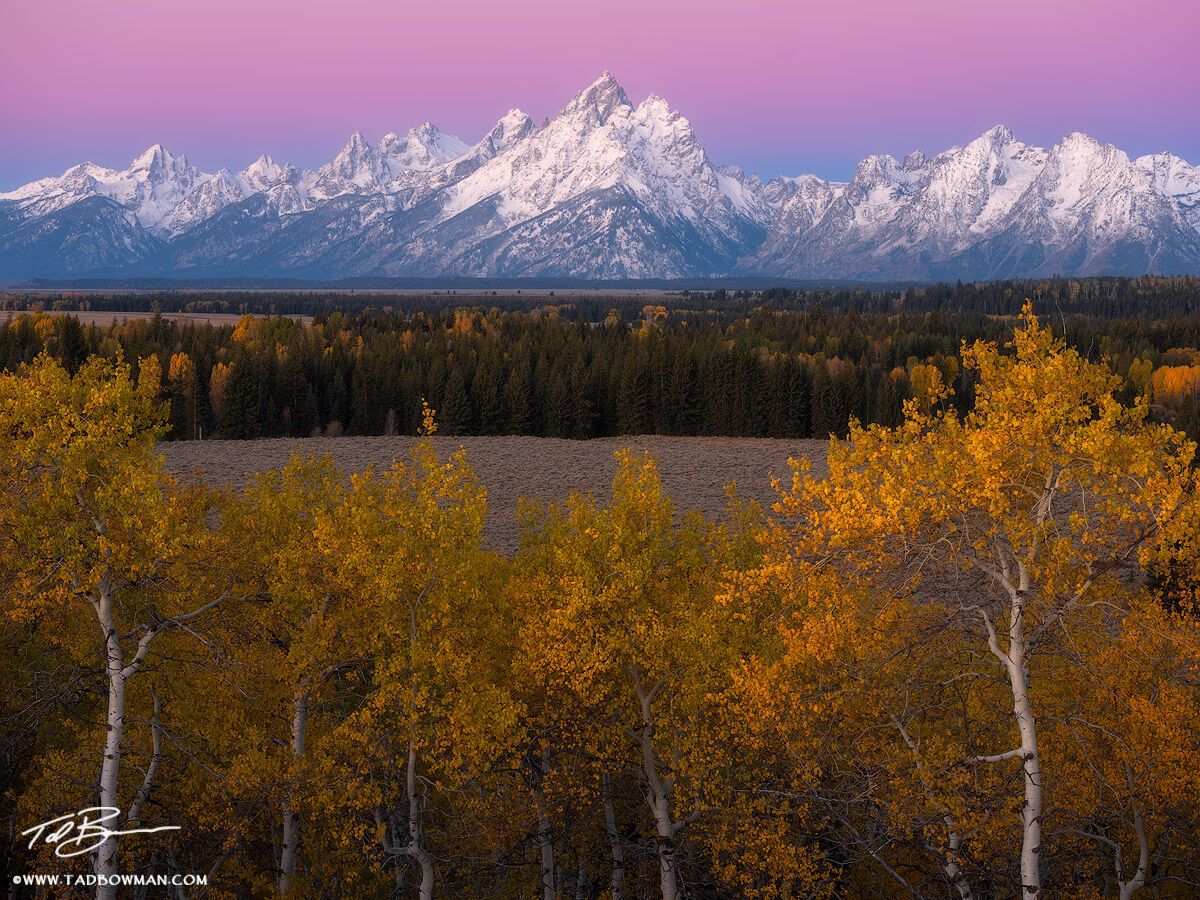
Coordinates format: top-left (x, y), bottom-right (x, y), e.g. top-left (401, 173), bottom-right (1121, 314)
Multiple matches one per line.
top-left (2, 0), bottom-right (1197, 188)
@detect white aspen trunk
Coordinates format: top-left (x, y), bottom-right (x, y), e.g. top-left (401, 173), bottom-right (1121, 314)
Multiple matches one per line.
top-left (631, 680), bottom-right (683, 900)
top-left (1005, 579), bottom-right (1042, 899)
top-left (85, 564), bottom-right (229, 900)
top-left (166, 848), bottom-right (188, 900)
top-left (981, 556), bottom-right (1042, 899)
top-left (538, 809), bottom-right (556, 900)
top-left (406, 734), bottom-right (434, 900)
top-left (892, 718), bottom-right (974, 900)
top-left (402, 602), bottom-right (434, 900)
top-left (127, 688), bottom-right (163, 828)
top-left (95, 580), bottom-right (128, 900)
top-left (1118, 837), bottom-right (1149, 900)
top-left (96, 657), bottom-right (126, 900)
top-left (1118, 763), bottom-right (1149, 900)
top-left (649, 795), bottom-right (681, 900)
top-left (538, 747), bottom-right (556, 900)
top-left (1007, 659), bottom-right (1042, 899)
top-left (602, 770), bottom-right (625, 900)
top-left (278, 688), bottom-right (308, 895)
top-left (942, 815), bottom-right (973, 900)
top-left (575, 853), bottom-right (586, 900)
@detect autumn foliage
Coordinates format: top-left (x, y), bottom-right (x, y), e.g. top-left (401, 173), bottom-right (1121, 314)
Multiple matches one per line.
top-left (2, 305), bottom-right (1200, 899)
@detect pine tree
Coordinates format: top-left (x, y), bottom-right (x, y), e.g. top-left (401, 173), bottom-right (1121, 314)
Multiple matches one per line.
top-left (544, 358), bottom-right (572, 438)
top-left (472, 351), bottom-right (505, 435)
top-left (217, 353), bottom-right (260, 439)
top-left (617, 350), bottom-right (650, 435)
top-left (441, 368), bottom-right (472, 436)
top-left (503, 364), bottom-right (531, 435)
top-left (784, 358), bottom-right (811, 437)
top-left (810, 361), bottom-right (832, 439)
top-left (569, 354), bottom-right (593, 439)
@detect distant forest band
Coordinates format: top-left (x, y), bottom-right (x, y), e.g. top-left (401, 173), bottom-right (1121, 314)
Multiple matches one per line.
top-left (3, 277), bottom-right (1200, 447)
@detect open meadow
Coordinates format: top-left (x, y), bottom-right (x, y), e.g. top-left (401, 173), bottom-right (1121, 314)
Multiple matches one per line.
top-left (43, 310), bottom-right (314, 327)
top-left (160, 435), bottom-right (831, 553)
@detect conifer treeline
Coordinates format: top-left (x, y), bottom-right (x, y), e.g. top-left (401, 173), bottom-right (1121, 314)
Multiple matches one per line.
top-left (5, 273), bottom-right (1200, 318)
top-left (3, 298), bottom-right (1200, 442)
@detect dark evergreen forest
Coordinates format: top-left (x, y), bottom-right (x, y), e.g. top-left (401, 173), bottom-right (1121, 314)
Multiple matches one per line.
top-left (3, 276), bottom-right (1200, 445)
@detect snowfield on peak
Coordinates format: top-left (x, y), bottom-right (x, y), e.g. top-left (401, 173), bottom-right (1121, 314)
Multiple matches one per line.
top-left (2, 73), bottom-right (1199, 281)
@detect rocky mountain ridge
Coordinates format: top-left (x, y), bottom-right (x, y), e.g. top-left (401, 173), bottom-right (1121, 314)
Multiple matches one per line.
top-left (3, 73), bottom-right (1198, 280)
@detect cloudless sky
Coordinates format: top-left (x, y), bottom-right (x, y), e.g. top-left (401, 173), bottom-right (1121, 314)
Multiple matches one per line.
top-left (2, 0), bottom-right (1198, 189)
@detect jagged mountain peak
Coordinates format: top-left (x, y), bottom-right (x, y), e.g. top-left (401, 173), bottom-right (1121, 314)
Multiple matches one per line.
top-left (3, 80), bottom-right (1199, 281)
top-left (326, 133), bottom-right (378, 185)
top-left (1058, 130), bottom-right (1100, 147)
top-left (383, 123), bottom-right (469, 172)
top-left (973, 124), bottom-right (1016, 146)
top-left (386, 121), bottom-right (451, 150)
top-left (238, 154), bottom-right (286, 194)
top-left (950, 126), bottom-right (1028, 166)
top-left (1138, 149), bottom-right (1197, 169)
top-left (130, 143), bottom-right (171, 169)
top-left (483, 109), bottom-right (535, 153)
top-left (1051, 131), bottom-right (1122, 163)
top-left (589, 70), bottom-right (625, 96)
top-left (633, 94), bottom-right (686, 130)
top-left (852, 154), bottom-right (907, 186)
top-left (499, 108), bottom-right (532, 127)
top-left (1136, 150), bottom-right (1200, 189)
top-left (561, 71), bottom-right (632, 126)
top-left (1134, 151), bottom-right (1200, 231)
top-left (245, 153), bottom-right (279, 173)
top-left (128, 143), bottom-right (195, 178)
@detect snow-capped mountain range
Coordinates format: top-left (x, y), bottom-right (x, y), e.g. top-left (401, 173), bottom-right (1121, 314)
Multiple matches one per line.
top-left (3, 72), bottom-right (1199, 281)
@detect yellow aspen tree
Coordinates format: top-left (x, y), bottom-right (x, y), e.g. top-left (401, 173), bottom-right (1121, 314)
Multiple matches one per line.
top-left (223, 453), bottom-right (353, 896)
top-left (712, 531), bottom-right (888, 900)
top-left (1028, 588), bottom-right (1200, 898)
top-left (314, 442), bottom-right (515, 900)
top-left (772, 307), bottom-right (1195, 897)
top-left (167, 352), bottom-right (199, 439)
top-left (0, 355), bottom-right (242, 900)
top-left (517, 450), bottom-right (724, 900)
top-left (775, 305), bottom-right (1195, 898)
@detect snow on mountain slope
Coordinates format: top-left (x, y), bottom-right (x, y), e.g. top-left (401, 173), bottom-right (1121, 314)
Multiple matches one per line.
top-left (386, 110), bottom-right (538, 209)
top-left (1138, 151), bottom-right (1200, 232)
top-left (420, 72), bottom-right (768, 274)
top-left (975, 133), bottom-right (1200, 277)
top-left (476, 110), bottom-right (537, 160)
top-left (0, 195), bottom-right (159, 279)
top-left (2, 73), bottom-right (1200, 280)
top-left (746, 127), bottom-right (1200, 279)
top-left (158, 169), bottom-right (245, 237)
top-left (157, 154), bottom-right (325, 236)
top-left (237, 155), bottom-right (286, 194)
top-left (438, 74), bottom-right (736, 227)
top-left (311, 123), bottom-right (471, 199)
top-left (380, 124), bottom-right (469, 172)
top-left (0, 145), bottom-right (209, 235)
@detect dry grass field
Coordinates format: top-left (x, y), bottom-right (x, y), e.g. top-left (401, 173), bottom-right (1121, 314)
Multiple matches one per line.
top-left (38, 310), bottom-right (313, 327)
top-left (159, 436), bottom-right (831, 553)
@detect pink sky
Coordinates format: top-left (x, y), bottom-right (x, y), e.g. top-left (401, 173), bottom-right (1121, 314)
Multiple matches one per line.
top-left (2, 0), bottom-right (1197, 187)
